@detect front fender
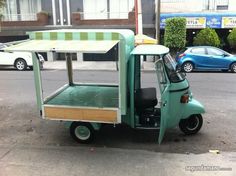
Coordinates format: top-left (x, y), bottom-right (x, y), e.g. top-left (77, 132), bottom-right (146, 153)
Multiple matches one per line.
top-left (182, 98), bottom-right (205, 119)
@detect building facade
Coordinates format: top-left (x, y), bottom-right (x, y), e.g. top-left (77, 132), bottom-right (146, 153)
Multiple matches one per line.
top-left (0, 0), bottom-right (236, 60)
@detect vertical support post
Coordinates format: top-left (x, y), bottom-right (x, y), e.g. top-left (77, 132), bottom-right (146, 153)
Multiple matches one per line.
top-left (66, 0), bottom-right (71, 25)
top-left (32, 52), bottom-right (43, 115)
top-left (59, 0), bottom-right (64, 25)
top-left (155, 0), bottom-right (161, 44)
top-left (134, 0), bottom-right (143, 34)
top-left (76, 52), bottom-right (83, 62)
top-left (66, 53), bottom-right (73, 86)
top-left (52, 0), bottom-right (56, 25)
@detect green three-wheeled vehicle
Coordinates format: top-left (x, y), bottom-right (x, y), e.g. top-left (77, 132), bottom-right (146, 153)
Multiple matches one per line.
top-left (4, 29), bottom-right (205, 143)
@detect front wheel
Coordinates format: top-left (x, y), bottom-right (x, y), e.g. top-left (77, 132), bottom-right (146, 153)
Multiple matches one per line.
top-left (182, 62), bottom-right (194, 73)
top-left (230, 63), bottom-right (236, 73)
top-left (179, 114), bottom-right (203, 135)
top-left (70, 122), bottom-right (94, 144)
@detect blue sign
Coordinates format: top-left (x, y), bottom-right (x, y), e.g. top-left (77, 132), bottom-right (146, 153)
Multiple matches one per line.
top-left (160, 16), bottom-right (166, 29)
top-left (206, 16), bottom-right (221, 28)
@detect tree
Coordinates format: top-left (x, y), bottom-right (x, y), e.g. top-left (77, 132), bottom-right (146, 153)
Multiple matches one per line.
top-left (0, 0), bottom-right (6, 20)
top-left (227, 28), bottom-right (236, 50)
top-left (0, 0), bottom-right (5, 9)
top-left (164, 17), bottom-right (186, 54)
top-left (193, 28), bottom-right (220, 47)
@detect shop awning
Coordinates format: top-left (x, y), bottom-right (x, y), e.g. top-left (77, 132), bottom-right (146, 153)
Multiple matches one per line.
top-left (3, 40), bottom-right (119, 53)
top-left (131, 44), bottom-right (169, 55)
top-left (135, 34), bottom-right (157, 45)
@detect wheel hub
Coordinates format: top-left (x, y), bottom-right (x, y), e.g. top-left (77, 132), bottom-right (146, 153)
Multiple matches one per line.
top-left (186, 116), bottom-right (199, 131)
top-left (16, 61), bottom-right (24, 70)
top-left (75, 126), bottom-right (91, 140)
top-left (184, 63), bottom-right (193, 72)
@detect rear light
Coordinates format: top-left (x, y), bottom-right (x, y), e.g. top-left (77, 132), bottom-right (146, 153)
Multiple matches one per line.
top-left (178, 53), bottom-right (186, 59)
top-left (180, 94), bottom-right (189, 103)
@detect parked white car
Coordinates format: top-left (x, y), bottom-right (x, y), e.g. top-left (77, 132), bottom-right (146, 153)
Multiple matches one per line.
top-left (0, 43), bottom-right (45, 71)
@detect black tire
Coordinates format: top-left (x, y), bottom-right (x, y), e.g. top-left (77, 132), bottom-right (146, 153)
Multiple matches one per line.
top-left (182, 62), bottom-right (194, 73)
top-left (70, 122), bottom-right (94, 144)
top-left (179, 114), bottom-right (203, 135)
top-left (15, 59), bottom-right (27, 71)
top-left (230, 63), bottom-right (236, 73)
top-left (29, 66), bottom-right (33, 70)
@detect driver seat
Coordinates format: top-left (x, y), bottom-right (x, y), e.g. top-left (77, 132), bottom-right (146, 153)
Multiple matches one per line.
top-left (135, 88), bottom-right (158, 110)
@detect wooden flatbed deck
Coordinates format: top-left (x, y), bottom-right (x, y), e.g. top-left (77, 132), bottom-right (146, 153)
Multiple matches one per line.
top-left (43, 85), bottom-right (119, 123)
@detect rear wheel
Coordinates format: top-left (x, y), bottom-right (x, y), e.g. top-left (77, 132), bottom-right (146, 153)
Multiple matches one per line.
top-left (15, 59), bottom-right (27, 71)
top-left (182, 62), bottom-right (194, 73)
top-left (70, 122), bottom-right (94, 144)
top-left (230, 63), bottom-right (236, 73)
top-left (179, 114), bottom-right (203, 135)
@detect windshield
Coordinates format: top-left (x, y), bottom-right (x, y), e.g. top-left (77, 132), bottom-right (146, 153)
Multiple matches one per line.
top-left (163, 54), bottom-right (185, 83)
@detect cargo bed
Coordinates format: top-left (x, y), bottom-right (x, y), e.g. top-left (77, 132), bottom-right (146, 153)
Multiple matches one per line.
top-left (43, 84), bottom-right (119, 123)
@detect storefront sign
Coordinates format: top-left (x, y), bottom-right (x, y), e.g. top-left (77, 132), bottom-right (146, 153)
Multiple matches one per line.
top-left (186, 17), bottom-right (206, 28)
top-left (160, 14), bottom-right (236, 29)
top-left (222, 17), bottom-right (236, 28)
top-left (206, 16), bottom-right (222, 28)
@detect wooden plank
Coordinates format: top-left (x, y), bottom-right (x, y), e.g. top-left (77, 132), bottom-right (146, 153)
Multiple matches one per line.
top-left (44, 106), bottom-right (117, 123)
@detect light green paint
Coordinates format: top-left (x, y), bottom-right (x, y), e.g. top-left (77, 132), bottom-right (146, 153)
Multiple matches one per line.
top-left (32, 52), bottom-right (43, 113)
top-left (58, 32), bottom-right (65, 40)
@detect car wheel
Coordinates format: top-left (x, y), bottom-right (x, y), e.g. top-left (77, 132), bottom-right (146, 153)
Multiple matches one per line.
top-left (15, 59), bottom-right (27, 71)
top-left (70, 122), bottom-right (94, 144)
top-left (179, 114), bottom-right (203, 135)
top-left (230, 63), bottom-right (236, 73)
top-left (182, 62), bottom-right (194, 73)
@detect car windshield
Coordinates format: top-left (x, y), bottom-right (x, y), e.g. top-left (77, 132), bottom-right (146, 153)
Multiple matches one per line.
top-left (163, 54), bottom-right (185, 83)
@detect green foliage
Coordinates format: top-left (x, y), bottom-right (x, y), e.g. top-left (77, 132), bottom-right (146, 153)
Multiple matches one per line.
top-left (164, 17), bottom-right (187, 51)
top-left (227, 28), bottom-right (236, 50)
top-left (0, 0), bottom-right (5, 8)
top-left (193, 28), bottom-right (220, 47)
top-left (0, 0), bottom-right (5, 19)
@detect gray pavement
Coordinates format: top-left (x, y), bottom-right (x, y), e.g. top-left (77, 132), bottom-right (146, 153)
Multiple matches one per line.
top-left (0, 144), bottom-right (235, 176)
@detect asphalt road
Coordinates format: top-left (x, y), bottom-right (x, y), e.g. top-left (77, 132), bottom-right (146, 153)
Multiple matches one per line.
top-left (0, 69), bottom-right (235, 154)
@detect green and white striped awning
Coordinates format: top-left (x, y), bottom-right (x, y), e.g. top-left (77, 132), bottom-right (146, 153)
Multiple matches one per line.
top-left (3, 40), bottom-right (119, 53)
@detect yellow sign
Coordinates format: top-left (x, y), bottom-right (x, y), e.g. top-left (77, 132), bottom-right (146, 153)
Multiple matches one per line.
top-left (222, 17), bottom-right (236, 28)
top-left (186, 17), bottom-right (206, 29)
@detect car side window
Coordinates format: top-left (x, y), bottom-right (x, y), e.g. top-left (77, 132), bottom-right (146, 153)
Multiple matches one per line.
top-left (190, 48), bottom-right (205, 55)
top-left (207, 48), bottom-right (224, 56)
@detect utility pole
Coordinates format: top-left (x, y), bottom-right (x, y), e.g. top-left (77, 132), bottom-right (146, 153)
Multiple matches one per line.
top-left (135, 0), bottom-right (143, 34)
top-left (155, 0), bottom-right (161, 44)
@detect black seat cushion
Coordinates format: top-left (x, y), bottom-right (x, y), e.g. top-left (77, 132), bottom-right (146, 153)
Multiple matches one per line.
top-left (135, 88), bottom-right (158, 109)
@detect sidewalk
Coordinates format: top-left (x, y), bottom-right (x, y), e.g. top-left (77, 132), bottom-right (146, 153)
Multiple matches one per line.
top-left (0, 144), bottom-right (235, 176)
top-left (43, 61), bottom-right (155, 71)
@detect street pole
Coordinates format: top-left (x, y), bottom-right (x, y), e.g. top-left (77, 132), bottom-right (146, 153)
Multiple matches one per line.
top-left (135, 0), bottom-right (143, 34)
top-left (155, 0), bottom-right (160, 44)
